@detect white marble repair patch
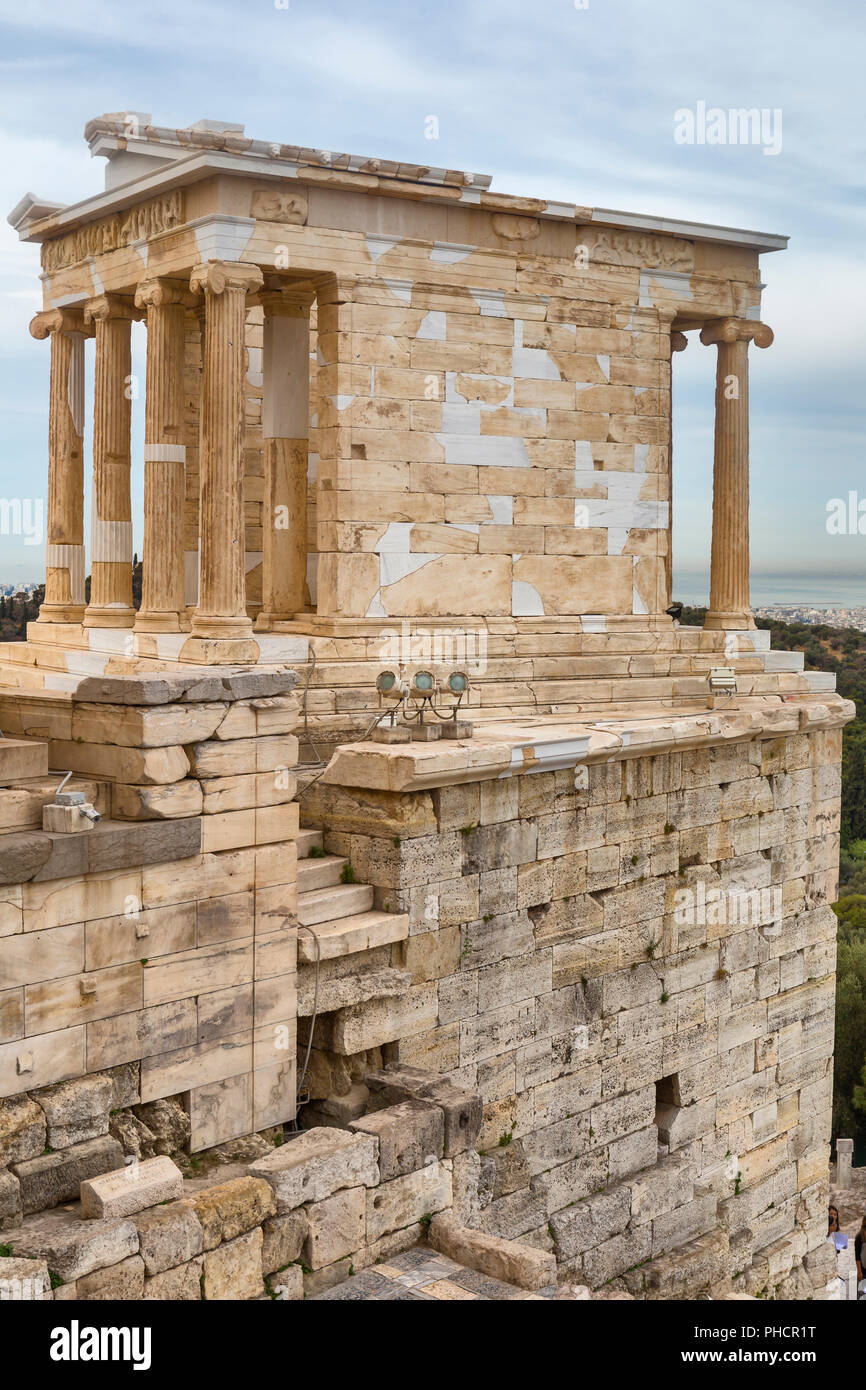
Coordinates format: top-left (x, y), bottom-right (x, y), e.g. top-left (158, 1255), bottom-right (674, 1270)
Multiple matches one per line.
top-left (192, 215), bottom-right (255, 265)
top-left (638, 269), bottom-right (693, 309)
top-left (469, 287), bottom-right (507, 317)
top-left (366, 233), bottom-right (401, 262)
top-left (380, 552), bottom-right (440, 587)
top-left (487, 495), bottom-right (513, 525)
top-left (417, 311), bottom-right (446, 341)
top-left (512, 347), bottom-right (561, 381)
top-left (582, 613), bottom-right (607, 633)
top-left (634, 443), bottom-right (649, 473)
top-left (435, 434), bottom-right (530, 468)
top-left (430, 242), bottom-right (476, 263)
top-left (596, 354), bottom-right (610, 381)
top-left (375, 522), bottom-right (413, 553)
top-left (512, 579), bottom-right (545, 616)
top-left (384, 278), bottom-right (413, 304)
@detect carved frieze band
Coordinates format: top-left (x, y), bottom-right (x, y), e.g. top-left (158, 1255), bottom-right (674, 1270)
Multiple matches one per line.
top-left (41, 190), bottom-right (185, 274)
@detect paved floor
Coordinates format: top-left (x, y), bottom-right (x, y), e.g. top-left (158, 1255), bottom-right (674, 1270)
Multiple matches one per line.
top-left (309, 1245), bottom-right (557, 1300)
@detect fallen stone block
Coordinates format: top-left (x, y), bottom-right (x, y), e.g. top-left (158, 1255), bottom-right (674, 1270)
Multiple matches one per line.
top-left (188, 1176), bottom-right (277, 1249)
top-left (12, 1136), bottom-right (124, 1214)
top-left (80, 1155), bottom-right (184, 1220)
top-left (261, 1210), bottom-right (308, 1275)
top-left (350, 1099), bottom-right (444, 1180)
top-left (0, 1255), bottom-right (51, 1300)
top-left (201, 1227), bottom-right (264, 1300)
top-left (75, 1254), bottom-right (146, 1301)
top-left (32, 1074), bottom-right (113, 1149)
top-left (248, 1127), bottom-right (379, 1212)
top-left (429, 1213), bottom-right (556, 1290)
top-left (8, 1212), bottom-right (139, 1282)
top-left (135, 1199), bottom-right (204, 1275)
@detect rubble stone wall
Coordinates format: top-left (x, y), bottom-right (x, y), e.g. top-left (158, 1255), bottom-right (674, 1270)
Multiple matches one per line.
top-left (300, 726), bottom-right (841, 1297)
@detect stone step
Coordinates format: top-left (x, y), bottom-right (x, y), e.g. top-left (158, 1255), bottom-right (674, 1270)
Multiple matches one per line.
top-left (297, 827), bottom-right (324, 858)
top-left (298, 853), bottom-right (349, 892)
top-left (0, 738), bottom-right (49, 781)
top-left (298, 908), bottom-right (410, 962)
top-left (298, 882), bottom-right (374, 927)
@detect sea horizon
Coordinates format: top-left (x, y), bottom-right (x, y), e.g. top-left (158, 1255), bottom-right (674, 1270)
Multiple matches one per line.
top-left (675, 572), bottom-right (866, 609)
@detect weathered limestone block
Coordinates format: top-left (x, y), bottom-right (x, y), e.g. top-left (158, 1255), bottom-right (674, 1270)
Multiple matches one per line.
top-left (72, 702), bottom-right (228, 748)
top-left (350, 1100), bottom-right (444, 1180)
top-left (0, 1166), bottom-right (22, 1228)
top-left (188, 1176), bottom-right (276, 1248)
top-left (550, 1186), bottom-right (631, 1260)
top-left (261, 1209), bottom-right (308, 1275)
top-left (111, 781), bottom-right (204, 821)
top-left (201, 1227), bottom-right (264, 1300)
top-left (133, 1097), bottom-right (191, 1155)
top-left (8, 1213), bottom-right (139, 1281)
top-left (13, 1135), bottom-right (124, 1214)
top-left (365, 1161), bottom-right (452, 1243)
top-left (632, 1228), bottom-right (730, 1300)
top-left (76, 1254), bottom-right (146, 1301)
top-left (33, 1074), bottom-right (113, 1148)
top-left (0, 1255), bottom-right (51, 1299)
top-left (430, 1214), bottom-right (557, 1290)
top-left (0, 1095), bottom-right (46, 1165)
top-left (143, 1257), bottom-right (203, 1299)
top-left (135, 1198), bottom-right (204, 1274)
top-left (48, 740), bottom-right (190, 785)
top-left (248, 1128), bottom-right (379, 1211)
top-left (80, 1155), bottom-right (184, 1219)
top-left (304, 1186), bottom-right (366, 1269)
top-left (311, 986), bottom-right (438, 1055)
top-left (187, 735), bottom-right (298, 779)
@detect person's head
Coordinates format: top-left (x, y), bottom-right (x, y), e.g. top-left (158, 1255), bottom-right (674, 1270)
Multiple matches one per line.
top-left (829, 1204), bottom-right (840, 1231)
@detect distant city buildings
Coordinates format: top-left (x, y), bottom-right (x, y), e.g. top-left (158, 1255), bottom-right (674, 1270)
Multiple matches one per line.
top-left (755, 604), bottom-right (866, 632)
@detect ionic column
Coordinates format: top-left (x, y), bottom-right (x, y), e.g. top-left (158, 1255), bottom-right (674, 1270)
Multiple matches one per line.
top-left (134, 279), bottom-right (197, 632)
top-left (256, 287), bottom-right (313, 629)
top-left (83, 294), bottom-right (140, 628)
top-left (699, 317), bottom-right (774, 631)
top-left (182, 261), bottom-right (263, 658)
top-left (29, 308), bottom-right (92, 623)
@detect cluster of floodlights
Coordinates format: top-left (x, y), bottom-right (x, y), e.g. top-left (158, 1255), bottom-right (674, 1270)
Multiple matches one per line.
top-left (371, 669), bottom-right (473, 742)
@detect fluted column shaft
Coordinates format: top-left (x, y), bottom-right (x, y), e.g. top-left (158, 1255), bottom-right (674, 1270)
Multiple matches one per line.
top-left (30, 309), bottom-right (91, 622)
top-left (256, 288), bottom-right (313, 628)
top-left (700, 317), bottom-right (774, 631)
top-left (83, 294), bottom-right (139, 628)
top-left (134, 280), bottom-right (195, 632)
top-left (187, 261), bottom-right (263, 642)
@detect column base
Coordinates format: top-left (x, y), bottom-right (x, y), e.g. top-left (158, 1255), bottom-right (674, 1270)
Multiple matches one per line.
top-left (83, 606), bottom-right (135, 629)
top-left (703, 610), bottom-right (756, 631)
top-left (179, 635), bottom-right (261, 664)
top-left (37, 605), bottom-right (86, 624)
top-left (134, 610), bottom-right (186, 634)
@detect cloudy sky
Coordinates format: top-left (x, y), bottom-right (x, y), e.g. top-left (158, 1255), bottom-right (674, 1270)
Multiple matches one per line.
top-left (0, 0), bottom-right (863, 599)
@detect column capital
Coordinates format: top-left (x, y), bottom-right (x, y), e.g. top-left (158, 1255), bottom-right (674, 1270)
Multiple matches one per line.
top-left (257, 285), bottom-right (315, 317)
top-left (135, 277), bottom-right (199, 311)
top-left (699, 317), bottom-right (773, 349)
top-left (83, 293), bottom-right (143, 326)
top-left (190, 260), bottom-right (264, 297)
top-left (29, 307), bottom-right (92, 340)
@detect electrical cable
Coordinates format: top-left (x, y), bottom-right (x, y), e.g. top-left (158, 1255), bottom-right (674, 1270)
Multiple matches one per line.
top-left (296, 922), bottom-right (321, 1102)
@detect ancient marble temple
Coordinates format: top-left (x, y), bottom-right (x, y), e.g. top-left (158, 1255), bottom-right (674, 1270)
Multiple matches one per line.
top-left (0, 114), bottom-right (851, 1301)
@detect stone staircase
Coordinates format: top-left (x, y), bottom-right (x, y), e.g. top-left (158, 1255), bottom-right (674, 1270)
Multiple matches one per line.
top-left (297, 827), bottom-right (409, 965)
